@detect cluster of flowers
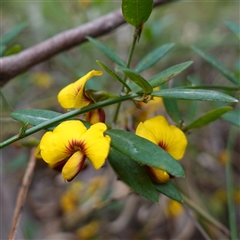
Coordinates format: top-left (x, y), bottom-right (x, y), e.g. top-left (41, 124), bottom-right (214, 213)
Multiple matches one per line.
top-left (39, 70), bottom-right (187, 183)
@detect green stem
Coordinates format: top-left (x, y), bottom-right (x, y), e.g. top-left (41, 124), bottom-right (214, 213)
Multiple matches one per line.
top-left (0, 93), bottom-right (139, 149)
top-left (182, 194), bottom-right (230, 238)
top-left (113, 27), bottom-right (139, 124)
top-left (226, 127), bottom-right (238, 240)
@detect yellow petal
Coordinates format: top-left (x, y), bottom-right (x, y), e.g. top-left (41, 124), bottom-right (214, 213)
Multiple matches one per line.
top-left (62, 150), bottom-right (86, 181)
top-left (40, 120), bottom-right (87, 166)
top-left (136, 116), bottom-right (187, 160)
top-left (58, 70), bottom-right (103, 109)
top-left (147, 166), bottom-right (170, 183)
top-left (80, 123), bottom-right (111, 169)
top-left (85, 108), bottom-right (105, 124)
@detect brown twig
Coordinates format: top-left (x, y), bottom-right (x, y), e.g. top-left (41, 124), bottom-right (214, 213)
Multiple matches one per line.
top-left (0, 0), bottom-right (172, 86)
top-left (8, 148), bottom-right (36, 240)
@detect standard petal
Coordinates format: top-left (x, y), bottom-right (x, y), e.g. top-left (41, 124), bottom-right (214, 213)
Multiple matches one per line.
top-left (136, 116), bottom-right (187, 159)
top-left (58, 70), bottom-right (103, 109)
top-left (80, 123), bottom-right (111, 169)
top-left (62, 150), bottom-right (86, 181)
top-left (40, 120), bottom-right (87, 166)
top-left (167, 126), bottom-right (188, 160)
top-left (147, 166), bottom-right (170, 183)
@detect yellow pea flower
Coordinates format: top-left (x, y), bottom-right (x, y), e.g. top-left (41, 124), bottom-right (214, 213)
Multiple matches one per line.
top-left (39, 120), bottom-right (111, 181)
top-left (58, 70), bottom-right (103, 109)
top-left (136, 115), bottom-right (187, 183)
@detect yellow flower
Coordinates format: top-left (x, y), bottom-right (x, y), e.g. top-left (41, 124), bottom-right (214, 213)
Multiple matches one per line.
top-left (136, 115), bottom-right (187, 183)
top-left (39, 120), bottom-right (111, 181)
top-left (58, 70), bottom-right (103, 109)
top-left (85, 108), bottom-right (106, 124)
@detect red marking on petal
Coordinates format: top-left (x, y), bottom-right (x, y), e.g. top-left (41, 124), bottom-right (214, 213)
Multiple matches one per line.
top-left (52, 158), bottom-right (68, 172)
top-left (158, 141), bottom-right (168, 151)
top-left (74, 85), bottom-right (82, 98)
top-left (65, 139), bottom-right (85, 155)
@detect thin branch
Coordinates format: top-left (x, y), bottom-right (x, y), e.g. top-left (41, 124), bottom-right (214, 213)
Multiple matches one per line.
top-left (0, 0), bottom-right (172, 87)
top-left (8, 148), bottom-right (36, 240)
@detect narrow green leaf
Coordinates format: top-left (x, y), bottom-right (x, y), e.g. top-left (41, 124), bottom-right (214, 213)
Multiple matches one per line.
top-left (154, 181), bottom-right (183, 202)
top-left (224, 20), bottom-right (240, 40)
top-left (183, 106), bottom-right (233, 131)
top-left (149, 61), bottom-right (193, 87)
top-left (107, 129), bottom-right (185, 178)
top-left (122, 0), bottom-right (153, 27)
top-left (192, 46), bottom-right (240, 86)
top-left (10, 109), bottom-right (91, 129)
top-left (221, 110), bottom-right (240, 127)
top-left (130, 61), bottom-right (193, 92)
top-left (2, 22), bottom-right (27, 45)
top-left (87, 37), bottom-right (126, 67)
top-left (109, 148), bottom-right (159, 202)
top-left (152, 89), bottom-right (238, 102)
top-left (161, 84), bottom-right (182, 124)
top-left (0, 45), bottom-right (6, 56)
top-left (96, 60), bottom-right (131, 92)
top-left (116, 67), bottom-right (153, 94)
top-left (135, 43), bottom-right (175, 73)
top-left (4, 44), bottom-right (22, 56)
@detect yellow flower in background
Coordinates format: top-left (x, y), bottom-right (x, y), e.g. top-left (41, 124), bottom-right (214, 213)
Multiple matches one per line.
top-left (58, 70), bottom-right (103, 109)
top-left (164, 199), bottom-right (183, 218)
top-left (85, 108), bottom-right (106, 124)
top-left (136, 115), bottom-right (187, 183)
top-left (76, 220), bottom-right (99, 239)
top-left (39, 120), bottom-right (111, 181)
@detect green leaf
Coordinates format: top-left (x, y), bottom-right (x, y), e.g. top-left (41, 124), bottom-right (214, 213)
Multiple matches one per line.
top-left (135, 43), bottom-right (175, 73)
top-left (4, 44), bottom-right (22, 56)
top-left (108, 148), bottom-right (159, 202)
top-left (0, 45), bottom-right (6, 56)
top-left (152, 89), bottom-right (238, 102)
top-left (116, 67), bottom-right (153, 94)
top-left (224, 20), bottom-right (240, 40)
top-left (161, 84), bottom-right (182, 124)
top-left (122, 0), bottom-right (153, 27)
top-left (107, 129), bottom-right (185, 178)
top-left (221, 110), bottom-right (240, 127)
top-left (96, 60), bottom-right (131, 92)
top-left (10, 109), bottom-right (91, 129)
top-left (155, 181), bottom-right (183, 202)
top-left (183, 106), bottom-right (233, 131)
top-left (192, 46), bottom-right (240, 86)
top-left (87, 37), bottom-right (126, 67)
top-left (130, 61), bottom-right (193, 92)
top-left (2, 22), bottom-right (27, 45)
top-left (149, 61), bottom-right (193, 87)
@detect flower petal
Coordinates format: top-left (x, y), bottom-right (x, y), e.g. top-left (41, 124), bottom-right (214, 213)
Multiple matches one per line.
top-left (40, 120), bottom-right (87, 166)
top-left (62, 150), bottom-right (86, 181)
top-left (80, 123), bottom-right (111, 169)
top-left (147, 166), bottom-right (170, 183)
top-left (136, 116), bottom-right (187, 160)
top-left (58, 70), bottom-right (103, 109)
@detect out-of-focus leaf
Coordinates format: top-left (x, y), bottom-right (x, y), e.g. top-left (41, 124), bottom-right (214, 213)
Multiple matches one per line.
top-left (116, 67), bottom-right (153, 94)
top-left (2, 22), bottom-right (27, 45)
top-left (10, 109), bottom-right (91, 129)
top-left (149, 61), bottom-right (193, 87)
top-left (108, 148), bottom-right (159, 202)
top-left (224, 20), bottom-right (240, 40)
top-left (192, 46), bottom-right (240, 86)
top-left (107, 129), bottom-right (185, 178)
top-left (122, 0), bottom-right (153, 27)
top-left (135, 43), bottom-right (175, 73)
top-left (183, 106), bottom-right (233, 131)
top-left (96, 60), bottom-right (131, 92)
top-left (87, 37), bottom-right (126, 67)
top-left (152, 89), bottom-right (238, 102)
top-left (0, 45), bottom-right (6, 56)
top-left (161, 84), bottom-right (182, 124)
top-left (221, 110), bottom-right (240, 127)
top-left (4, 44), bottom-right (22, 56)
top-left (155, 181), bottom-right (183, 202)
